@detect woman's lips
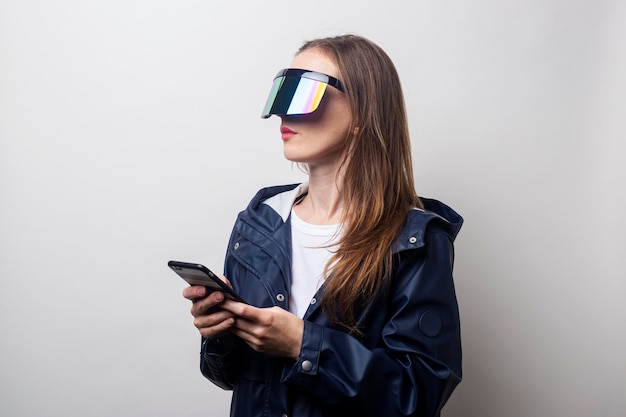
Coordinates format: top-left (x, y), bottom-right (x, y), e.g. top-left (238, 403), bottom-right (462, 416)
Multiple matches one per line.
top-left (280, 126), bottom-right (296, 140)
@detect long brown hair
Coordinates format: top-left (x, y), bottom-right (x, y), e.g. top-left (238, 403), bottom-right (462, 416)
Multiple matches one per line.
top-left (297, 35), bottom-right (423, 332)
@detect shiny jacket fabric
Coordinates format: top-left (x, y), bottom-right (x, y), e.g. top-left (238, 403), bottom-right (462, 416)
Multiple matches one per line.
top-left (200, 183), bottom-right (463, 417)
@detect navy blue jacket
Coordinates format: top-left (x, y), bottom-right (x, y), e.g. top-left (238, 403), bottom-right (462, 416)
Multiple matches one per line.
top-left (200, 184), bottom-right (463, 417)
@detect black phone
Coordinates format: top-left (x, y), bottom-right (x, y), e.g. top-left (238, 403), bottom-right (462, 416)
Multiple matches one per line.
top-left (168, 260), bottom-right (246, 303)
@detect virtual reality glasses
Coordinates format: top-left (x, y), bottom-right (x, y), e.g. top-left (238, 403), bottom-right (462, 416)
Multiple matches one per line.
top-left (261, 68), bottom-right (344, 118)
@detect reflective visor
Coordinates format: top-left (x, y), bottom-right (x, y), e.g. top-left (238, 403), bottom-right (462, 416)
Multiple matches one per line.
top-left (261, 69), bottom-right (344, 118)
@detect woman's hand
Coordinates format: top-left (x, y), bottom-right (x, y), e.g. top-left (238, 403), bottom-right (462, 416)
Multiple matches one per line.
top-left (182, 279), bottom-right (236, 339)
top-left (220, 300), bottom-right (304, 360)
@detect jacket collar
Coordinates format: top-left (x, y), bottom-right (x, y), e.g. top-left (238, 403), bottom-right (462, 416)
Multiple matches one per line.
top-left (261, 182), bottom-right (308, 222)
top-left (245, 183), bottom-right (463, 251)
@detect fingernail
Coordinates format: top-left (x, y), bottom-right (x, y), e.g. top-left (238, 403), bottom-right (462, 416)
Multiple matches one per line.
top-left (214, 292), bottom-right (224, 302)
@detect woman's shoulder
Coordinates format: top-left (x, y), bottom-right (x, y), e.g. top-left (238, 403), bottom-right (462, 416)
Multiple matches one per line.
top-left (397, 198), bottom-right (463, 250)
top-left (418, 197), bottom-right (463, 234)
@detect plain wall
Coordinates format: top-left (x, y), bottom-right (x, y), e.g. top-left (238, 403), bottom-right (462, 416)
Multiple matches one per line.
top-left (1, 1), bottom-right (624, 416)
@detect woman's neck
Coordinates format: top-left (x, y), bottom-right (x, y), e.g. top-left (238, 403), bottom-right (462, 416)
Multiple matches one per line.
top-left (294, 166), bottom-right (344, 225)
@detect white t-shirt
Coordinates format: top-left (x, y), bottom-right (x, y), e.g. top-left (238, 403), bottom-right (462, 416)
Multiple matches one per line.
top-left (289, 208), bottom-right (341, 318)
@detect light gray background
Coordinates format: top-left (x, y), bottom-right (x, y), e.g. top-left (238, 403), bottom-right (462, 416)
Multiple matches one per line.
top-left (1, 1), bottom-right (624, 416)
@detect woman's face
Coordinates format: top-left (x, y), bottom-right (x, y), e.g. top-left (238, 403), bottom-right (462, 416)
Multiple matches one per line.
top-left (278, 48), bottom-right (352, 170)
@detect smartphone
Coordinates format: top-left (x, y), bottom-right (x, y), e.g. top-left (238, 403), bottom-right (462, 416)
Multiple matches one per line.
top-left (168, 260), bottom-right (246, 303)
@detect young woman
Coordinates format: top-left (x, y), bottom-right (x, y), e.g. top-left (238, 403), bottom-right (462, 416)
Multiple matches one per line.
top-left (183, 34), bottom-right (463, 417)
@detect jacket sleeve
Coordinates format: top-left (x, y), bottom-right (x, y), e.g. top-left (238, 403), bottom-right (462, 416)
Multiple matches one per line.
top-left (280, 230), bottom-right (462, 417)
top-left (199, 335), bottom-right (240, 390)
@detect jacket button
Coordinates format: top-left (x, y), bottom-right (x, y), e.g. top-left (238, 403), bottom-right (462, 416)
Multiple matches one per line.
top-left (282, 414), bottom-right (288, 417)
top-left (310, 297), bottom-right (317, 305)
top-left (301, 360), bottom-right (313, 372)
top-left (234, 242), bottom-right (240, 250)
top-left (409, 236), bottom-right (417, 244)
top-left (276, 294), bottom-right (285, 302)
